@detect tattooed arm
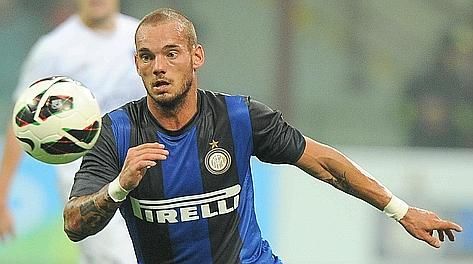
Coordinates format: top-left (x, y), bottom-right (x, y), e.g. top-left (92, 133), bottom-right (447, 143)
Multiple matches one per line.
top-left (64, 184), bottom-right (121, 242)
top-left (296, 136), bottom-right (462, 248)
top-left (296, 136), bottom-right (391, 209)
top-left (64, 142), bottom-right (169, 242)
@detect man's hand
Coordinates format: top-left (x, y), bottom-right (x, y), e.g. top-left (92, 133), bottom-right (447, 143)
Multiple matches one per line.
top-left (399, 207), bottom-right (463, 248)
top-left (0, 205), bottom-right (14, 242)
top-left (119, 143), bottom-right (169, 191)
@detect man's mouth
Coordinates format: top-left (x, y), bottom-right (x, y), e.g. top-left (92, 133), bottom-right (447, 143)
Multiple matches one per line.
top-left (153, 80), bottom-right (171, 89)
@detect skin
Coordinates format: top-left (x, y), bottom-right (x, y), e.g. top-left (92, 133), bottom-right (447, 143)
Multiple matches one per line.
top-left (63, 12), bottom-right (463, 248)
top-left (296, 138), bottom-right (463, 248)
top-left (0, 127), bottom-right (20, 241)
top-left (76, 0), bottom-right (119, 30)
top-left (0, 0), bottom-right (122, 242)
top-left (135, 21), bottom-right (204, 131)
top-left (64, 19), bottom-right (203, 241)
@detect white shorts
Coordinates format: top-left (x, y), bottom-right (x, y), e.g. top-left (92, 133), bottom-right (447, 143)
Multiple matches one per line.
top-left (57, 159), bottom-right (136, 264)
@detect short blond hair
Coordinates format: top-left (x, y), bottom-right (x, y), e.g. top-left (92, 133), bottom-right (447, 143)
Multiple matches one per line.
top-left (135, 8), bottom-right (198, 48)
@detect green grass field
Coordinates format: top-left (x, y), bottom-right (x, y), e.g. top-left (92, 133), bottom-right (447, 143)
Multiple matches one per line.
top-left (0, 217), bottom-right (78, 264)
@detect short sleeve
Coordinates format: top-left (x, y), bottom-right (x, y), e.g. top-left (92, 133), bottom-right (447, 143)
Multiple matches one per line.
top-left (69, 115), bottom-right (120, 198)
top-left (249, 98), bottom-right (306, 164)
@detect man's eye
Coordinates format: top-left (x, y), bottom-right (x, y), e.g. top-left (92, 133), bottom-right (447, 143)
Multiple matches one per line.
top-left (167, 51), bottom-right (178, 59)
top-left (140, 54), bottom-right (152, 62)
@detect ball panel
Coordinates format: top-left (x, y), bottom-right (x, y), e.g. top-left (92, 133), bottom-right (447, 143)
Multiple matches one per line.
top-left (41, 136), bottom-right (89, 154)
top-left (14, 91), bottom-right (46, 127)
top-left (16, 136), bottom-right (35, 151)
top-left (38, 95), bottom-right (74, 121)
top-left (63, 120), bottom-right (101, 144)
top-left (15, 107), bottom-right (40, 127)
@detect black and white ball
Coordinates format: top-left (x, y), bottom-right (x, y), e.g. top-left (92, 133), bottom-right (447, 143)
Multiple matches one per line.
top-left (12, 76), bottom-right (101, 164)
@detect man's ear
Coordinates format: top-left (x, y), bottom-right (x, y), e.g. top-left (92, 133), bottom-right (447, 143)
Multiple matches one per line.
top-left (192, 44), bottom-right (205, 70)
top-left (134, 53), bottom-right (142, 75)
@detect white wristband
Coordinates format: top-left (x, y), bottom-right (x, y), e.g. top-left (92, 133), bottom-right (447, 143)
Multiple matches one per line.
top-left (107, 177), bottom-right (130, 202)
top-left (383, 195), bottom-right (409, 221)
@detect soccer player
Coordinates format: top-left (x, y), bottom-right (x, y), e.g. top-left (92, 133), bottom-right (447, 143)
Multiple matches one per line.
top-left (0, 0), bottom-right (143, 263)
top-left (63, 8), bottom-right (463, 264)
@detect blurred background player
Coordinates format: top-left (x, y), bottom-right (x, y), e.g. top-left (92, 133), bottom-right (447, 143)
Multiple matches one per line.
top-left (405, 29), bottom-right (473, 148)
top-left (0, 0), bottom-right (144, 263)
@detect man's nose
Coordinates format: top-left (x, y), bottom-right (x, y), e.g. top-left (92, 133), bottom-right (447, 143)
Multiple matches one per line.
top-left (152, 56), bottom-right (166, 75)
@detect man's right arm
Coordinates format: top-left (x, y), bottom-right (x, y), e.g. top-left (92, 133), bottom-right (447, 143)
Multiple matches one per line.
top-left (64, 142), bottom-right (169, 242)
top-left (63, 184), bottom-right (121, 242)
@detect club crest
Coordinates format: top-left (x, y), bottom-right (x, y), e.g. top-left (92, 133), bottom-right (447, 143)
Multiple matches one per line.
top-left (205, 140), bottom-right (231, 175)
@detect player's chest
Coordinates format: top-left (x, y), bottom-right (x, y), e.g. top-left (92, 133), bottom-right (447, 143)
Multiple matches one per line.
top-left (131, 123), bottom-right (243, 200)
top-left (127, 125), bottom-right (243, 224)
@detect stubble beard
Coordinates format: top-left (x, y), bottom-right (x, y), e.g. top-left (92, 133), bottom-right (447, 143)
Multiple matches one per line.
top-left (149, 78), bottom-right (193, 115)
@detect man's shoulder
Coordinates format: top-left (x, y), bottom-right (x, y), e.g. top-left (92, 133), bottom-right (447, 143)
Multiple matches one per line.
top-left (105, 97), bottom-right (146, 119)
top-left (200, 89), bottom-right (249, 101)
top-left (199, 90), bottom-right (252, 113)
top-left (117, 13), bottom-right (140, 26)
top-left (41, 13), bottom-right (137, 43)
top-left (115, 13), bottom-right (140, 37)
top-left (26, 17), bottom-right (79, 59)
top-left (36, 15), bottom-right (80, 45)
top-left (51, 15), bottom-right (81, 34)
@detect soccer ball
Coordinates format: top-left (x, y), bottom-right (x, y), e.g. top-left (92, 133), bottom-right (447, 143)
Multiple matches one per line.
top-left (12, 76), bottom-right (102, 164)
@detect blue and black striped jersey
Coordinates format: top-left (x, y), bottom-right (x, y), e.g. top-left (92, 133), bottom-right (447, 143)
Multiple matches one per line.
top-left (71, 89), bottom-right (305, 264)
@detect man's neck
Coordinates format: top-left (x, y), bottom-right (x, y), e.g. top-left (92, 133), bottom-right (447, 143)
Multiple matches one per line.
top-left (80, 15), bottom-right (116, 32)
top-left (148, 91), bottom-right (199, 132)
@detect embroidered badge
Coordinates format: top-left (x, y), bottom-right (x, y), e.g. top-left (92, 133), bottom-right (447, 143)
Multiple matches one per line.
top-left (205, 140), bottom-right (231, 175)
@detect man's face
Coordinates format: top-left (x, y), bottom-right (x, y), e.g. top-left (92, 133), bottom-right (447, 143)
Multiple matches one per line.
top-left (76, 0), bottom-right (119, 23)
top-left (134, 21), bottom-right (204, 108)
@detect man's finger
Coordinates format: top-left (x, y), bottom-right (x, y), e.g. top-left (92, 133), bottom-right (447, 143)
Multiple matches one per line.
top-left (424, 233), bottom-right (441, 248)
top-left (135, 142), bottom-right (166, 150)
top-left (445, 229), bottom-right (456, 241)
top-left (438, 230), bottom-right (444, 242)
top-left (433, 220), bottom-right (463, 232)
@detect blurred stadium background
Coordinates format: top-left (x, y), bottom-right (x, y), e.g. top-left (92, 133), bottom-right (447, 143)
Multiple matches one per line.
top-left (1, 0), bottom-right (473, 263)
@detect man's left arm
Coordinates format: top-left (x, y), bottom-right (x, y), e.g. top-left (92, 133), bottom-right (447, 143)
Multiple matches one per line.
top-left (296, 136), bottom-right (463, 248)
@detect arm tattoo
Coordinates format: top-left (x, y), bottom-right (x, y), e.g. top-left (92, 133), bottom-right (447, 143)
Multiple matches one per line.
top-left (327, 171), bottom-right (357, 196)
top-left (64, 185), bottom-right (122, 241)
top-left (79, 199), bottom-right (110, 231)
